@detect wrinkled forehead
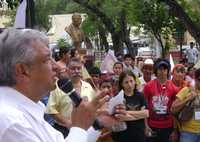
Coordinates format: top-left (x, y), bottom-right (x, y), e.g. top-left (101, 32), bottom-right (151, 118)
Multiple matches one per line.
top-left (143, 64), bottom-right (153, 69)
top-left (100, 82), bottom-right (112, 87)
top-left (68, 61), bottom-right (82, 68)
top-left (124, 57), bottom-right (132, 61)
top-left (114, 63), bottom-right (123, 68)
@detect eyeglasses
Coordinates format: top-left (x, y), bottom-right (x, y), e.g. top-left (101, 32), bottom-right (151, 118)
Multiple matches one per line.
top-left (69, 66), bottom-right (82, 71)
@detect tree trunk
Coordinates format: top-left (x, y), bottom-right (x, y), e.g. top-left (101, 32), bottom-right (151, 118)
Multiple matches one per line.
top-left (26, 0), bottom-right (35, 28)
top-left (98, 26), bottom-right (109, 51)
top-left (119, 10), bottom-right (137, 56)
top-left (111, 32), bottom-right (124, 55)
top-left (164, 0), bottom-right (200, 44)
top-left (154, 32), bottom-right (165, 58)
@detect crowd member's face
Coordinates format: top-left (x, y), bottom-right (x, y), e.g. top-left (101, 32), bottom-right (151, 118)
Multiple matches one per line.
top-left (74, 50), bottom-right (80, 59)
top-left (91, 74), bottom-right (100, 85)
top-left (122, 75), bottom-right (136, 93)
top-left (173, 67), bottom-right (186, 82)
top-left (188, 68), bottom-right (195, 78)
top-left (100, 82), bottom-right (113, 96)
top-left (156, 66), bottom-right (168, 80)
top-left (28, 40), bottom-right (58, 94)
top-left (68, 61), bottom-right (82, 79)
top-left (124, 57), bottom-right (132, 66)
top-left (58, 66), bottom-right (68, 79)
top-left (131, 59), bottom-right (135, 66)
top-left (64, 52), bottom-right (71, 62)
top-left (142, 64), bottom-right (153, 77)
top-left (113, 63), bottom-right (123, 75)
top-left (72, 15), bottom-right (82, 27)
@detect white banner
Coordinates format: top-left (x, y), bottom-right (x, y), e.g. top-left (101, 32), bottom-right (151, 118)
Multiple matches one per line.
top-left (14, 0), bottom-right (27, 28)
top-left (100, 49), bottom-right (118, 73)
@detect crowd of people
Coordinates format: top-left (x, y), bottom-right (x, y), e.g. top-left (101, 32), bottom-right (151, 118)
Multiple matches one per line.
top-left (0, 28), bottom-right (200, 142)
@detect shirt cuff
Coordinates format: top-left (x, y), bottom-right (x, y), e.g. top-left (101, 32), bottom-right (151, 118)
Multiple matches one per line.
top-left (65, 127), bottom-right (87, 142)
top-left (87, 127), bottom-right (101, 142)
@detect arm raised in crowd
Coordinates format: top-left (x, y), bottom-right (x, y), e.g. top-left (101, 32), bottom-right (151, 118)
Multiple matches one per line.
top-left (171, 87), bottom-right (197, 113)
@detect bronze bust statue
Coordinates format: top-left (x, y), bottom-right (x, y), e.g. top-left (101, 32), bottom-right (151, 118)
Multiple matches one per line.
top-left (65, 13), bottom-right (86, 50)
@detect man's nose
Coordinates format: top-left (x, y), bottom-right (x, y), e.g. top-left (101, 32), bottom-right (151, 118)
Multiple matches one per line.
top-left (103, 88), bottom-right (109, 92)
top-left (128, 81), bottom-right (133, 87)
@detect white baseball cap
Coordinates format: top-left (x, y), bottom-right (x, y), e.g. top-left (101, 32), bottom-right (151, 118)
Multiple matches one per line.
top-left (144, 59), bottom-right (154, 65)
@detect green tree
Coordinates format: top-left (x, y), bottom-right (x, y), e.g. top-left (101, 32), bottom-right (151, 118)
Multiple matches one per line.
top-left (162, 0), bottom-right (200, 44)
top-left (72, 0), bottom-right (137, 55)
top-left (3, 0), bottom-right (200, 56)
top-left (72, 0), bottom-right (200, 56)
top-left (131, 0), bottom-right (177, 57)
top-left (0, 0), bottom-right (18, 9)
top-left (35, 0), bottom-right (58, 31)
top-left (81, 14), bottom-right (109, 50)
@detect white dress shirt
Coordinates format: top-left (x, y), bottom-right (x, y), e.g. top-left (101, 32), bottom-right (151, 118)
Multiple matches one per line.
top-left (0, 87), bottom-right (87, 142)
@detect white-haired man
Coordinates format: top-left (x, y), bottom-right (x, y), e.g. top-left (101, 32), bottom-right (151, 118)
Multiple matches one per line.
top-left (0, 28), bottom-right (109, 142)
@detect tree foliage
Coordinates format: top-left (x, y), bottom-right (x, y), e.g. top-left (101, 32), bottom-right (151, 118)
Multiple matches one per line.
top-left (130, 0), bottom-right (176, 57)
top-left (160, 0), bottom-right (200, 45)
top-left (73, 0), bottom-right (200, 56)
top-left (2, 0), bottom-right (200, 56)
top-left (35, 0), bottom-right (58, 31)
top-left (0, 0), bottom-right (18, 9)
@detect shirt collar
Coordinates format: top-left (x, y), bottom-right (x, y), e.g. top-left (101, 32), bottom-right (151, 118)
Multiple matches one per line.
top-left (0, 86), bottom-right (45, 123)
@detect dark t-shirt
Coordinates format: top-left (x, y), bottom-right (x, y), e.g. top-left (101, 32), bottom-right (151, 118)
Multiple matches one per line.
top-left (112, 91), bottom-right (146, 142)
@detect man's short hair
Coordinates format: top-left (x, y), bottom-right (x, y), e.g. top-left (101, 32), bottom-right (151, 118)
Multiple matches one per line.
top-left (113, 62), bottom-right (123, 68)
top-left (59, 47), bottom-right (70, 58)
top-left (68, 57), bottom-right (82, 66)
top-left (0, 28), bottom-right (48, 86)
top-left (124, 54), bottom-right (134, 60)
top-left (89, 67), bottom-right (101, 76)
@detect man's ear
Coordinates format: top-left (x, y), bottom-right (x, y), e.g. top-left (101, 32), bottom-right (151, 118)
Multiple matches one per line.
top-left (15, 63), bottom-right (31, 79)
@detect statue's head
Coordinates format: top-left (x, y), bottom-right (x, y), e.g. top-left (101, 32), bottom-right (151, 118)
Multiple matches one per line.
top-left (72, 13), bottom-right (82, 27)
